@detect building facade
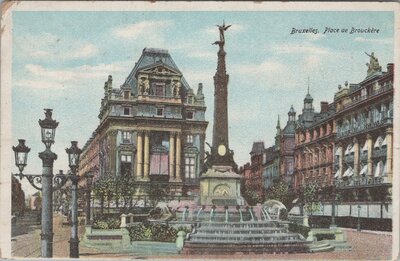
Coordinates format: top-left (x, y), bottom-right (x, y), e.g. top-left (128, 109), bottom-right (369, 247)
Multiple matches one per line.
top-left (333, 58), bottom-right (393, 202)
top-left (294, 94), bottom-right (336, 190)
top-left (279, 106), bottom-right (297, 187)
top-left (78, 48), bottom-right (208, 198)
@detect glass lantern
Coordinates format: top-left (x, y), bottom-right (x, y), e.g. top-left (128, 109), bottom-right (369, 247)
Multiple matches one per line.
top-left (39, 109), bottom-right (59, 149)
top-left (66, 141), bottom-right (82, 173)
top-left (12, 139), bottom-right (31, 175)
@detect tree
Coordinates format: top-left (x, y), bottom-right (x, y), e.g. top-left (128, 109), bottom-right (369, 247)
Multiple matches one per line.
top-left (115, 175), bottom-right (137, 210)
top-left (302, 181), bottom-right (321, 215)
top-left (148, 183), bottom-right (171, 207)
top-left (93, 176), bottom-right (115, 214)
top-left (243, 190), bottom-right (262, 206)
top-left (265, 177), bottom-right (296, 210)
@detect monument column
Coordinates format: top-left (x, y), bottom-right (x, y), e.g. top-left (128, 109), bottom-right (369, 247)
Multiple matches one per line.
top-left (386, 128), bottom-right (393, 182)
top-left (175, 132), bottom-right (182, 182)
top-left (367, 134), bottom-right (373, 176)
top-left (143, 130), bottom-right (150, 180)
top-left (169, 132), bottom-right (175, 182)
top-left (136, 130), bottom-right (143, 180)
top-left (353, 138), bottom-right (359, 176)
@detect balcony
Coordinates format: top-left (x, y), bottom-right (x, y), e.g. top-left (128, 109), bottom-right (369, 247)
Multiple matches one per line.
top-left (334, 176), bottom-right (388, 188)
top-left (336, 119), bottom-right (392, 140)
top-left (339, 83), bottom-right (393, 113)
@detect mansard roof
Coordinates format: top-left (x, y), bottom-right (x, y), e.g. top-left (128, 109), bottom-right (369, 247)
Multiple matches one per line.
top-left (250, 141), bottom-right (265, 155)
top-left (124, 48), bottom-right (190, 93)
top-left (282, 121), bottom-right (296, 135)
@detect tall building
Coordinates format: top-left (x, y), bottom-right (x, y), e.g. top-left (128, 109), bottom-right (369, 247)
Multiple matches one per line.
top-left (333, 55), bottom-right (393, 202)
top-left (294, 90), bottom-right (336, 190)
top-left (279, 106), bottom-right (297, 187)
top-left (242, 141), bottom-right (266, 202)
top-left (78, 48), bottom-right (208, 198)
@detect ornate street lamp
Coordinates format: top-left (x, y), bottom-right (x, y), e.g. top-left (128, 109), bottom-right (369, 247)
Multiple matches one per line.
top-left (357, 204), bottom-right (361, 232)
top-left (39, 109), bottom-right (59, 149)
top-left (66, 141), bottom-right (82, 258)
top-left (11, 109), bottom-right (81, 258)
top-left (12, 139), bottom-right (31, 178)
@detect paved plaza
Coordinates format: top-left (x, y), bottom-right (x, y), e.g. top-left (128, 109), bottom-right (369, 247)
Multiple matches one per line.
top-left (11, 213), bottom-right (392, 260)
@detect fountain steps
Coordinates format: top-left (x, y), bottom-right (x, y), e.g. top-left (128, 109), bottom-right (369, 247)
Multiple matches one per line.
top-left (195, 228), bottom-right (286, 233)
top-left (183, 220), bottom-right (310, 254)
top-left (183, 241), bottom-right (311, 255)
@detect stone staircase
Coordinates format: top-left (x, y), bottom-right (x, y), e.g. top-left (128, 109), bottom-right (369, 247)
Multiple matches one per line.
top-left (182, 221), bottom-right (311, 254)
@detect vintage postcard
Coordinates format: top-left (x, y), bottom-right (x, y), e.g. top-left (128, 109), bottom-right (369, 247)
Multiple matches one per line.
top-left (1, 1), bottom-right (399, 260)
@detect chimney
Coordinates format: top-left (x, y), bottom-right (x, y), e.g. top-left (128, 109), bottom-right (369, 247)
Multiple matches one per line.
top-left (320, 101), bottom-right (329, 113)
top-left (387, 63), bottom-right (394, 73)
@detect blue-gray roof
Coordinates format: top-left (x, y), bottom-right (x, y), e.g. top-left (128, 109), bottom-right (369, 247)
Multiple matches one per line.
top-left (124, 48), bottom-right (190, 95)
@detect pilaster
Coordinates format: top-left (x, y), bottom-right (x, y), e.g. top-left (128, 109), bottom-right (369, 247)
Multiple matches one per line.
top-left (367, 134), bottom-right (373, 176)
top-left (175, 132), bottom-right (182, 182)
top-left (136, 130), bottom-right (143, 180)
top-left (169, 132), bottom-right (176, 182)
top-left (143, 130), bottom-right (150, 181)
top-left (386, 128), bottom-right (393, 182)
top-left (353, 138), bottom-right (359, 176)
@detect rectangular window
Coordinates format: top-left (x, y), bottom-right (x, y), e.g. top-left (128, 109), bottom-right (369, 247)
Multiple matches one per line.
top-left (156, 108), bottom-right (164, 116)
top-left (186, 111), bottom-right (194, 119)
top-left (124, 91), bottom-right (130, 99)
top-left (185, 156), bottom-right (196, 179)
top-left (186, 135), bottom-right (193, 144)
top-left (155, 83), bottom-right (165, 96)
top-left (122, 131), bottom-right (132, 144)
top-left (123, 107), bottom-right (131, 116)
top-left (120, 154), bottom-right (132, 176)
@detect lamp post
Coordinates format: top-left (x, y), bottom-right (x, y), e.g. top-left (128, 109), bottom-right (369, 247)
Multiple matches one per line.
top-left (66, 141), bottom-right (83, 258)
top-left (12, 109), bottom-right (61, 258)
top-left (12, 109), bottom-right (84, 258)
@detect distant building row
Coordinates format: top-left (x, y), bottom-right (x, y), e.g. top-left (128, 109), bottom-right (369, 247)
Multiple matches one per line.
top-left (241, 53), bottom-right (394, 203)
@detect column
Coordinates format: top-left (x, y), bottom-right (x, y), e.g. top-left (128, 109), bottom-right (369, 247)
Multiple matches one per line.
top-left (338, 144), bottom-right (344, 178)
top-left (353, 138), bottom-right (359, 176)
top-left (367, 134), bottom-right (373, 176)
top-left (136, 130), bottom-right (143, 180)
top-left (143, 131), bottom-right (150, 180)
top-left (175, 132), bottom-right (182, 182)
top-left (386, 128), bottom-right (393, 182)
top-left (169, 132), bottom-right (175, 182)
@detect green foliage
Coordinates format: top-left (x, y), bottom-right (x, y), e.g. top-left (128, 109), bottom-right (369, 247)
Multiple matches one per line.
top-left (127, 223), bottom-right (178, 242)
top-left (315, 233), bottom-right (335, 241)
top-left (265, 178), bottom-right (296, 209)
top-left (177, 226), bottom-right (192, 234)
top-left (243, 190), bottom-right (262, 206)
top-left (148, 184), bottom-right (171, 207)
top-left (92, 216), bottom-right (121, 229)
top-left (302, 182), bottom-right (322, 215)
top-left (288, 222), bottom-right (310, 238)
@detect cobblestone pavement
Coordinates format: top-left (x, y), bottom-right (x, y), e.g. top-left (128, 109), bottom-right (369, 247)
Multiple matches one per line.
top-left (12, 214), bottom-right (392, 260)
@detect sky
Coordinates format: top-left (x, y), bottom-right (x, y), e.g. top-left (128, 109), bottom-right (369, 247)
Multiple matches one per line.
top-left (11, 11), bottom-right (394, 196)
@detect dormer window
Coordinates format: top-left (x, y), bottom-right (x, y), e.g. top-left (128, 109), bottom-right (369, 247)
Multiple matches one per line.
top-left (187, 96), bottom-right (194, 104)
top-left (154, 83), bottom-right (165, 97)
top-left (124, 91), bottom-right (130, 100)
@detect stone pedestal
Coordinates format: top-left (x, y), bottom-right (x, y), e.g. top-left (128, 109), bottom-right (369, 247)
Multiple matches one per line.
top-left (200, 165), bottom-right (245, 206)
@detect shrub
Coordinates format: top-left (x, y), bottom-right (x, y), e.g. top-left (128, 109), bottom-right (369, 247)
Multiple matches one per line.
top-left (127, 223), bottom-right (178, 242)
top-left (92, 216), bottom-right (121, 229)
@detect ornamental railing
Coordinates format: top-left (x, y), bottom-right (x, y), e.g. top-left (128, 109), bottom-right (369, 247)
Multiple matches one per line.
top-left (334, 176), bottom-right (386, 188)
